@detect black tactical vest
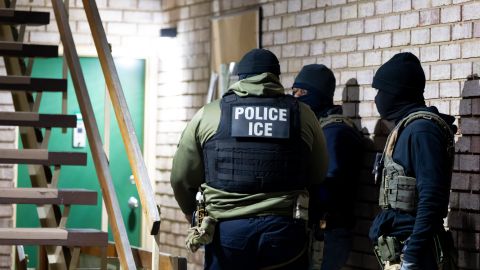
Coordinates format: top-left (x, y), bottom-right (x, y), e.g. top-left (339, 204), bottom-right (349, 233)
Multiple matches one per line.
top-left (203, 92), bottom-right (309, 194)
top-left (379, 111), bottom-right (455, 212)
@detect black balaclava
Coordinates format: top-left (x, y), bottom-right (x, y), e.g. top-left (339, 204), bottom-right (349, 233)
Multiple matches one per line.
top-left (236, 49), bottom-right (281, 80)
top-left (373, 52), bottom-right (426, 122)
top-left (292, 64), bottom-right (336, 117)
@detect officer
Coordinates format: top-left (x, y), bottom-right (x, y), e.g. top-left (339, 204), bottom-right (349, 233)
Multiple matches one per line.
top-left (369, 52), bottom-right (457, 270)
top-left (170, 48), bottom-right (328, 269)
top-left (292, 64), bottom-right (363, 270)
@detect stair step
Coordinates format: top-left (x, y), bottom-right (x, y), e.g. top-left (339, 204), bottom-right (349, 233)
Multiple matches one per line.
top-left (0, 112), bottom-right (76, 128)
top-left (0, 228), bottom-right (107, 247)
top-left (0, 41), bottom-right (58, 57)
top-left (81, 243), bottom-right (188, 270)
top-left (0, 188), bottom-right (97, 205)
top-left (0, 149), bottom-right (87, 166)
top-left (0, 9), bottom-right (50, 25)
top-left (0, 76), bottom-right (67, 92)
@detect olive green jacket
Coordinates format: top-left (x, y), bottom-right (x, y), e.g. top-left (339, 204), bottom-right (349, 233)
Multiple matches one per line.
top-left (170, 73), bottom-right (328, 216)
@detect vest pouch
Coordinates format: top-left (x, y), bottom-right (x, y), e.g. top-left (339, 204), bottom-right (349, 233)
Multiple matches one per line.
top-left (376, 235), bottom-right (402, 262)
top-left (386, 175), bottom-right (417, 212)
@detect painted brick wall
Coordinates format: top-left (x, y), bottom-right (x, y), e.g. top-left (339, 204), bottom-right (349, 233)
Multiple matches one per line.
top-left (6, 0), bottom-right (480, 269)
top-left (155, 0), bottom-right (211, 267)
top-left (0, 54), bottom-right (14, 269)
top-left (156, 0), bottom-right (480, 269)
top-left (2, 0), bottom-right (164, 268)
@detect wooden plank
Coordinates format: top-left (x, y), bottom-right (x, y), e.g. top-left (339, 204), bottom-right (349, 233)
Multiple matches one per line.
top-left (0, 3), bottom-right (69, 269)
top-left (158, 252), bottom-right (188, 270)
top-left (82, 244), bottom-right (188, 270)
top-left (0, 188), bottom-right (97, 205)
top-left (15, 245), bottom-right (28, 270)
top-left (0, 149), bottom-right (87, 165)
top-left (83, 0), bottom-right (161, 236)
top-left (0, 41), bottom-right (58, 57)
top-left (51, 0), bottom-right (136, 268)
top-left (0, 228), bottom-right (108, 246)
top-left (81, 243), bottom-right (156, 269)
top-left (0, 228), bottom-right (68, 240)
top-left (0, 9), bottom-right (50, 25)
top-left (0, 75), bottom-right (67, 92)
top-left (0, 112), bottom-right (76, 127)
top-left (69, 247), bottom-right (80, 270)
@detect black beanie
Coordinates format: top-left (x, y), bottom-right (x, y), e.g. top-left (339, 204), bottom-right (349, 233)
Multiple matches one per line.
top-left (293, 64), bottom-right (336, 101)
top-left (372, 52), bottom-right (425, 99)
top-left (292, 64), bottom-right (336, 116)
top-left (236, 49), bottom-right (281, 78)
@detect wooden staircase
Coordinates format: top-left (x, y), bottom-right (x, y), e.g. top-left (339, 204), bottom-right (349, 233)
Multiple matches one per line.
top-left (0, 0), bottom-right (189, 269)
top-left (0, 1), bottom-right (110, 269)
top-left (0, 0), bottom-right (170, 269)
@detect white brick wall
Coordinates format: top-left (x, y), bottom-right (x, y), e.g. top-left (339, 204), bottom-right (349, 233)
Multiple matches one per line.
top-left (421, 45), bottom-right (440, 62)
top-left (441, 5), bottom-right (461, 23)
top-left (186, 1), bottom-right (478, 269)
top-left (401, 12), bottom-right (420, 28)
top-left (8, 0), bottom-right (168, 269)
top-left (453, 22), bottom-right (473, 40)
top-left (0, 73), bottom-right (13, 270)
top-left (11, 0), bottom-right (477, 270)
top-left (420, 9), bottom-right (440, 26)
top-left (462, 2), bottom-right (480, 20)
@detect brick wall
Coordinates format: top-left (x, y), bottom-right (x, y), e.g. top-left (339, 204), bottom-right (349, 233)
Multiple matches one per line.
top-left (156, 0), bottom-right (480, 269)
top-left (7, 0), bottom-right (480, 269)
top-left (155, 0), bottom-right (211, 267)
top-left (0, 52), bottom-right (14, 269)
top-left (2, 0), bottom-right (164, 268)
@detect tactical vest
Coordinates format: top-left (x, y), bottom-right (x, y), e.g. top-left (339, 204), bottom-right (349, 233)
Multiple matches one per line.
top-left (319, 114), bottom-right (356, 129)
top-left (203, 92), bottom-right (309, 194)
top-left (379, 111), bottom-right (455, 212)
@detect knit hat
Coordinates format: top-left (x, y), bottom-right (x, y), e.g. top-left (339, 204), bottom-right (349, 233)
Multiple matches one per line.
top-left (373, 53), bottom-right (426, 121)
top-left (292, 64), bottom-right (336, 116)
top-left (372, 52), bottom-right (425, 99)
top-left (293, 64), bottom-right (336, 100)
top-left (236, 49), bottom-right (281, 78)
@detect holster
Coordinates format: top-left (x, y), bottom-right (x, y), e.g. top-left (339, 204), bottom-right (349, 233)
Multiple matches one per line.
top-left (374, 235), bottom-right (402, 269)
top-left (372, 152), bottom-right (384, 184)
top-left (293, 192), bottom-right (309, 221)
top-left (434, 230), bottom-right (458, 270)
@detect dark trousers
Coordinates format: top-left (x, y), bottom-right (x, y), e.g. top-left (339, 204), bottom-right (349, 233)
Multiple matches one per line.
top-left (204, 216), bottom-right (308, 270)
top-left (400, 238), bottom-right (438, 270)
top-left (321, 228), bottom-right (352, 270)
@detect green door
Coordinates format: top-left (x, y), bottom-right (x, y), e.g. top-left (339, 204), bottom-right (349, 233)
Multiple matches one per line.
top-left (16, 57), bottom-right (146, 267)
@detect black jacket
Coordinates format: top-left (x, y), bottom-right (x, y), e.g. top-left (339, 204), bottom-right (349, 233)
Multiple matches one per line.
top-left (369, 106), bottom-right (455, 264)
top-left (311, 108), bottom-right (363, 228)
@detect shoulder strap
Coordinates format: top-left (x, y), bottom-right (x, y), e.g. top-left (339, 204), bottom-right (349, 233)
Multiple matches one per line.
top-left (319, 114), bottom-right (356, 129)
top-left (383, 111), bottom-right (455, 159)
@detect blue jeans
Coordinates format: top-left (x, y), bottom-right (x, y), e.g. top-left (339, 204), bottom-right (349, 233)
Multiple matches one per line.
top-left (204, 216), bottom-right (308, 270)
top-left (320, 228), bottom-right (352, 270)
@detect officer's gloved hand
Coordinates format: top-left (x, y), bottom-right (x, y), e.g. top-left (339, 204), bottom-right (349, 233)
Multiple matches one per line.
top-left (400, 260), bottom-right (421, 270)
